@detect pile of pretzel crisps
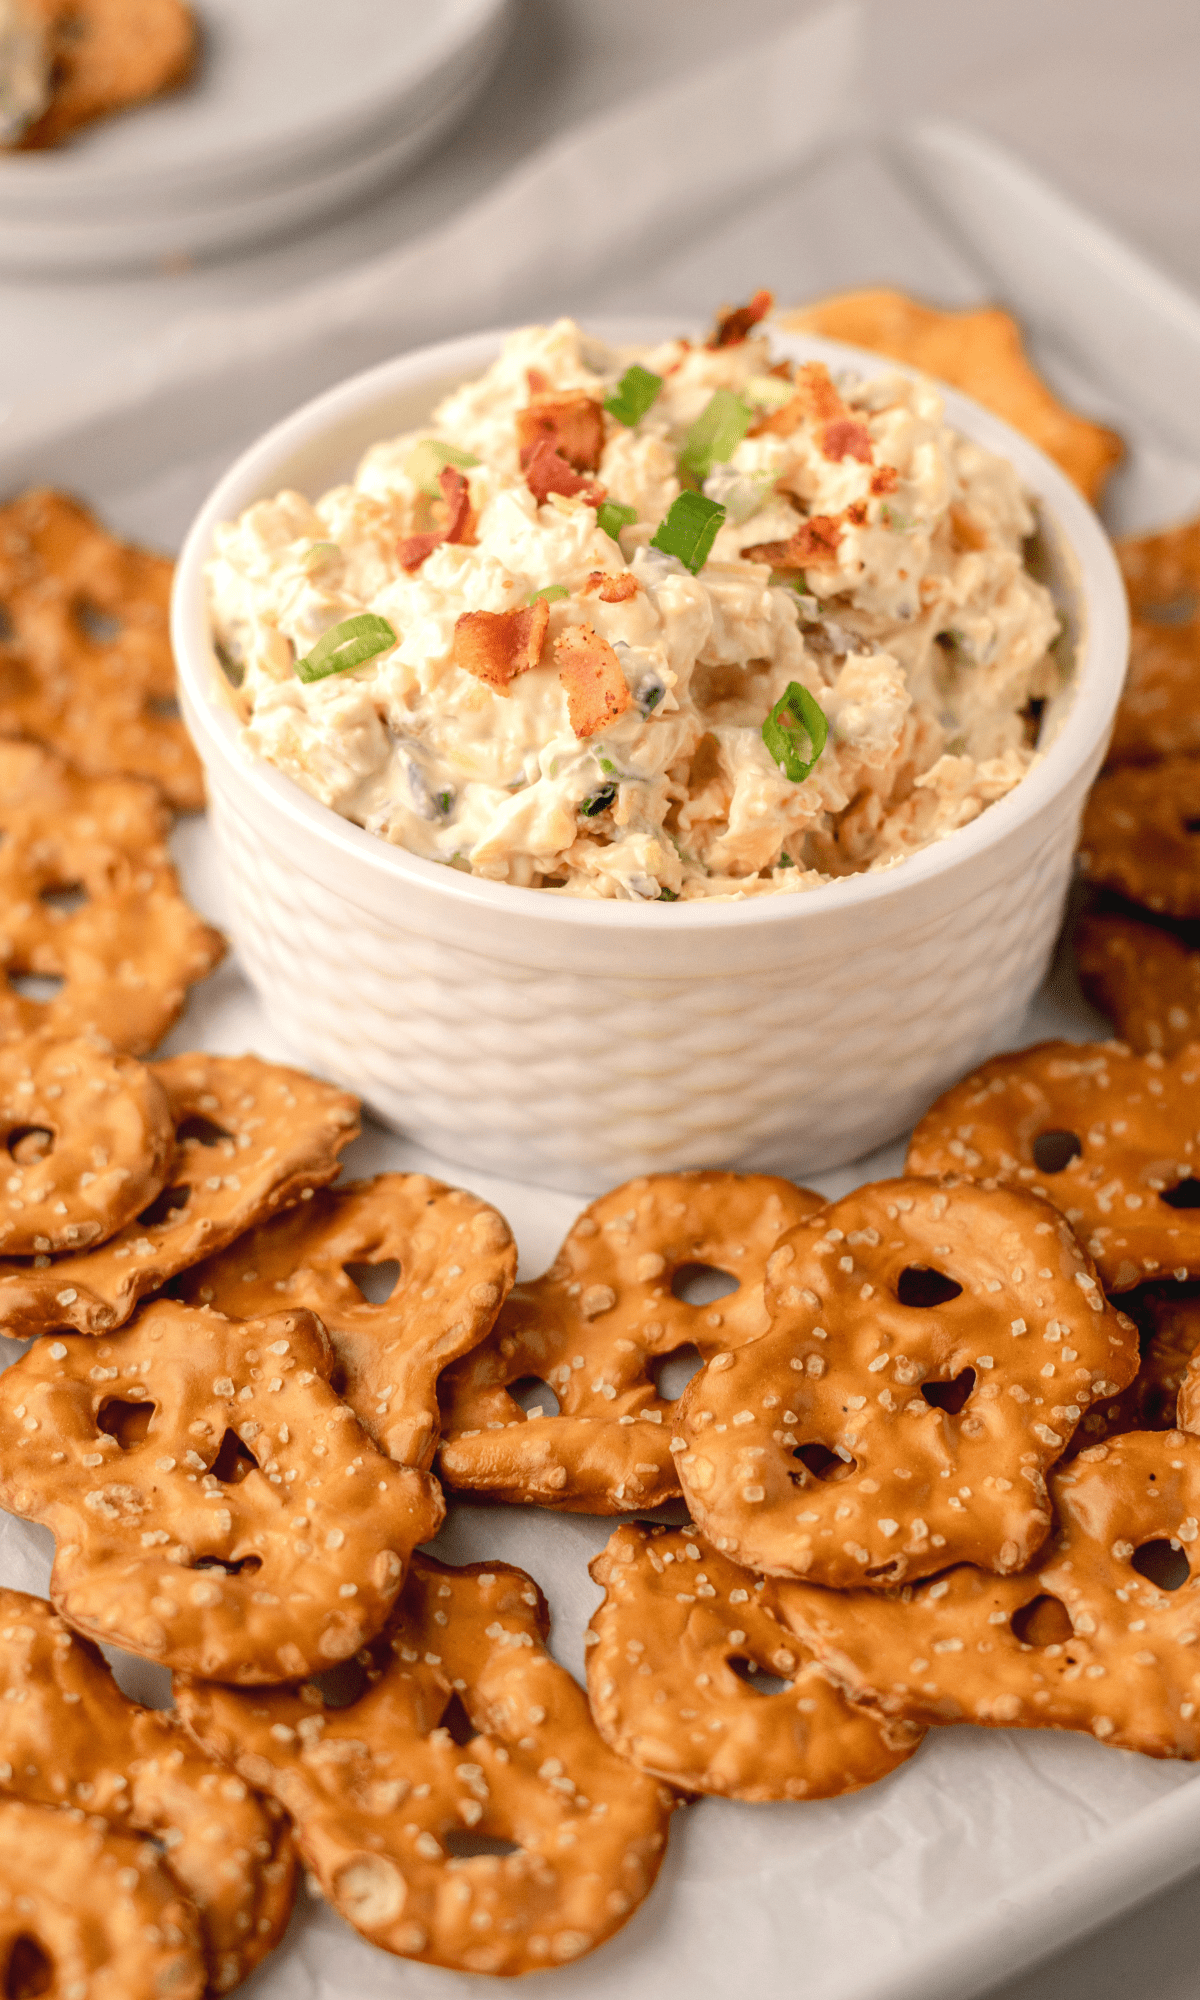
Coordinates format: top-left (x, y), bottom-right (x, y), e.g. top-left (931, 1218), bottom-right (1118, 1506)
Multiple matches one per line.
top-left (1, 296), bottom-right (1200, 1993)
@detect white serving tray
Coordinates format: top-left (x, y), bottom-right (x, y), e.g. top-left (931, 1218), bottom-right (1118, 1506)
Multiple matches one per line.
top-left (3, 30), bottom-right (1200, 1997)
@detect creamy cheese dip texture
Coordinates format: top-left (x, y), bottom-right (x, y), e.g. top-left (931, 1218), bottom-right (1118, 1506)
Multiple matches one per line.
top-left (207, 314), bottom-right (1063, 901)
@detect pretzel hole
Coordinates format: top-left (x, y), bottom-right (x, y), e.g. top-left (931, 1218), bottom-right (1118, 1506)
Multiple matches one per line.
top-left (508, 1377), bottom-right (561, 1420)
top-left (74, 600), bottom-right (121, 643)
top-left (343, 1259), bottom-right (401, 1305)
top-left (651, 1344), bottom-right (704, 1401)
top-left (443, 1829), bottom-right (520, 1859)
top-left (176, 1115), bottom-right (233, 1148)
top-left (138, 1183), bottom-right (190, 1227)
top-left (149, 694), bottom-right (182, 721)
top-left (728, 1655), bottom-right (790, 1696)
top-left (1031, 1130), bottom-right (1082, 1174)
top-left (671, 1263), bottom-right (739, 1306)
top-left (1131, 1539), bottom-right (1191, 1591)
top-left (7, 973), bottom-right (64, 1005)
top-left (438, 1691), bottom-right (479, 1746)
top-left (791, 1442), bottom-right (856, 1483)
top-left (1161, 1178), bottom-right (1200, 1210)
top-left (209, 1428), bottom-right (258, 1484)
top-left (37, 882), bottom-right (87, 916)
top-left (311, 1657), bottom-right (370, 1708)
top-left (920, 1368), bottom-right (976, 1416)
top-left (1010, 1594), bottom-right (1074, 1647)
top-left (3, 1934), bottom-right (52, 1999)
top-left (1141, 590), bottom-right (1198, 626)
top-left (96, 1398), bottom-right (155, 1448)
top-left (6, 1125), bottom-right (53, 1165)
top-left (192, 1553), bottom-right (262, 1577)
top-left (896, 1266), bottom-right (963, 1309)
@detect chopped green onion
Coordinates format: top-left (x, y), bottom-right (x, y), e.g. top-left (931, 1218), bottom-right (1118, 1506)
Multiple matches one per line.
top-left (762, 682), bottom-right (828, 783)
top-left (303, 540), bottom-right (339, 571)
top-left (436, 789), bottom-right (454, 815)
top-left (744, 374), bottom-right (795, 411)
top-left (405, 438), bottom-right (480, 496)
top-left (597, 499), bottom-right (638, 543)
top-left (579, 783), bottom-right (617, 818)
top-left (295, 612), bottom-right (397, 684)
top-left (604, 364), bottom-right (663, 427)
top-left (598, 757), bottom-right (617, 775)
top-left (778, 852), bottom-right (796, 869)
top-left (528, 584), bottom-right (569, 605)
top-left (650, 491), bottom-right (727, 574)
top-left (657, 885), bottom-right (679, 901)
top-left (680, 389), bottom-right (753, 483)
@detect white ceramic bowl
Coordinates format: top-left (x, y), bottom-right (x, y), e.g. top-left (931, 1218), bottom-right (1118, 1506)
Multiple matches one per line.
top-left (171, 320), bottom-right (1128, 1193)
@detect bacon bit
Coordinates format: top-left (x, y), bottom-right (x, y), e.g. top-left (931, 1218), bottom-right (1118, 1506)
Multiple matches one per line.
top-left (582, 569), bottom-right (639, 603)
top-left (521, 437), bottom-right (606, 508)
top-left (452, 599), bottom-right (549, 695)
top-left (822, 417), bottom-right (873, 464)
top-left (516, 393), bottom-right (605, 473)
top-left (708, 288), bottom-right (774, 348)
top-left (526, 368), bottom-right (552, 396)
top-left (870, 465), bottom-right (899, 496)
top-left (554, 623), bottom-right (632, 737)
top-left (397, 465), bottom-right (476, 572)
top-left (950, 504), bottom-right (988, 553)
top-left (743, 514), bottom-right (843, 572)
top-left (749, 361), bottom-right (850, 438)
top-left (845, 502), bottom-right (868, 526)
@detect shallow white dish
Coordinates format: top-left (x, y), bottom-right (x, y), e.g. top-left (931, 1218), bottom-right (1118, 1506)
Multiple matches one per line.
top-left (171, 318), bottom-right (1128, 1193)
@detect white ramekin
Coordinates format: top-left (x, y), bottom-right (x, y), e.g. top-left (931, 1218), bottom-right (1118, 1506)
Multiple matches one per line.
top-left (171, 321), bottom-right (1128, 1194)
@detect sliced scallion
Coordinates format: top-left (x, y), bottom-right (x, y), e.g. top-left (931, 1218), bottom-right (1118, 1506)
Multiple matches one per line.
top-left (528, 584), bottom-right (569, 605)
top-left (657, 885), bottom-right (679, 900)
top-left (762, 682), bottom-right (828, 783)
top-left (405, 438), bottom-right (480, 496)
top-left (597, 499), bottom-right (638, 543)
top-left (579, 782), bottom-right (617, 818)
top-left (744, 374), bottom-right (794, 410)
top-left (604, 364), bottom-right (663, 427)
top-left (680, 389), bottom-right (753, 483)
top-left (295, 612), bottom-right (397, 684)
top-left (650, 491), bottom-right (726, 574)
top-left (303, 540), bottom-right (339, 571)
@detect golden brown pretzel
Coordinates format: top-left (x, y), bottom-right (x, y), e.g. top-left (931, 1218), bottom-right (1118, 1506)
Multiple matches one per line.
top-left (0, 1796), bottom-right (205, 1999)
top-left (781, 1430), bottom-right (1200, 1759)
top-left (0, 1299), bottom-right (445, 1681)
top-left (0, 1586), bottom-right (296, 1993)
top-left (1107, 512), bottom-right (1200, 768)
top-left (0, 740), bottom-right (223, 1051)
top-left (177, 1555), bottom-right (675, 1977)
top-left (906, 1038), bottom-right (1200, 1293)
top-left (587, 1523), bottom-right (923, 1801)
top-left (672, 1177), bottom-right (1137, 1586)
top-left (0, 1035), bottom-right (173, 1254)
top-left (1068, 1289), bottom-right (1200, 1454)
top-left (0, 1051), bottom-right (360, 1338)
top-left (181, 1173), bottom-right (517, 1469)
top-left (1079, 757), bottom-right (1200, 918)
top-left (1074, 912), bottom-right (1200, 1058)
top-left (438, 1172), bottom-right (824, 1513)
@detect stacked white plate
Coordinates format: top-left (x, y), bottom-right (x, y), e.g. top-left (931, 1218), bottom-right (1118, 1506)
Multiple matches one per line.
top-left (0, 0), bottom-right (512, 273)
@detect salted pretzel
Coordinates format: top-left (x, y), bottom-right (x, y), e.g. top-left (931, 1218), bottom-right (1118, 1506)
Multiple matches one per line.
top-left (0, 1796), bottom-right (205, 1999)
top-left (0, 1586), bottom-right (296, 1992)
top-left (782, 1429), bottom-right (1200, 1759)
top-left (1107, 511), bottom-right (1200, 767)
top-left (907, 1038), bottom-right (1200, 1293)
top-left (1069, 1290), bottom-right (1200, 1453)
top-left (672, 1178), bottom-right (1137, 1587)
top-left (1075, 912), bottom-right (1200, 1058)
top-left (1079, 756), bottom-right (1200, 918)
top-left (0, 1035), bottom-right (173, 1254)
top-left (0, 1299), bottom-right (445, 1681)
top-left (0, 740), bottom-right (223, 1051)
top-left (587, 1524), bottom-right (923, 1801)
top-left (0, 1051), bottom-right (360, 1338)
top-left (177, 1555), bottom-right (675, 1977)
top-left (438, 1172), bottom-right (824, 1512)
top-left (6, 2), bottom-right (197, 153)
top-left (181, 1173), bottom-right (517, 1469)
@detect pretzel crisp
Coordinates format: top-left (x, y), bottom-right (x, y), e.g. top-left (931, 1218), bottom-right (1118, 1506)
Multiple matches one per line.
top-left (1075, 911), bottom-right (1200, 1058)
top-left (1107, 512), bottom-right (1200, 767)
top-left (0, 1035), bottom-right (173, 1254)
top-left (438, 1171), bottom-right (825, 1513)
top-left (177, 1555), bottom-right (675, 1977)
top-left (0, 490), bottom-right (202, 806)
top-left (672, 1178), bottom-right (1137, 1587)
top-left (0, 1299), bottom-right (445, 1681)
top-left (0, 1586), bottom-right (296, 1993)
top-left (1070, 1291), bottom-right (1200, 1454)
top-left (1079, 756), bottom-right (1200, 917)
top-left (181, 1173), bottom-right (516, 1469)
top-left (0, 1050), bottom-right (360, 1339)
top-left (0, 740), bottom-right (223, 1052)
top-left (0, 1796), bottom-right (205, 2000)
top-left (907, 1039), bottom-right (1200, 1293)
top-left (587, 1524), bottom-right (923, 1801)
top-left (782, 1430), bottom-right (1200, 1759)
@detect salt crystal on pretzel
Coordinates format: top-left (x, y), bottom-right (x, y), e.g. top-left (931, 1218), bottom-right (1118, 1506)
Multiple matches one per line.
top-left (6, 0), bottom-right (197, 152)
top-left (180, 1172), bottom-right (516, 1469)
top-left (452, 598), bottom-right (549, 694)
top-left (907, 1039), bottom-right (1200, 1293)
top-left (0, 1796), bottom-right (205, 2000)
top-left (781, 1429), bottom-right (1200, 1759)
top-left (0, 1050), bottom-right (360, 1339)
top-left (0, 1585), bottom-right (296, 1992)
top-left (515, 392), bottom-right (606, 472)
top-left (554, 622), bottom-right (632, 738)
top-left (587, 1523), bottom-right (922, 1801)
top-left (1074, 912), bottom-right (1200, 1058)
top-left (1108, 512), bottom-right (1200, 767)
top-left (438, 1171), bottom-right (825, 1513)
top-left (673, 1177), bottom-right (1137, 1586)
top-left (0, 1035), bottom-right (173, 1255)
top-left (176, 1554), bottom-right (675, 1976)
top-left (0, 1298), bottom-right (444, 1681)
top-left (1079, 756), bottom-right (1200, 917)
top-left (0, 740), bottom-right (224, 1053)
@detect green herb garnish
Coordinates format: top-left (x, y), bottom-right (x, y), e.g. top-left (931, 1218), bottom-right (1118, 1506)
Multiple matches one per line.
top-left (604, 364), bottom-right (663, 427)
top-left (579, 783), bottom-right (618, 818)
top-left (762, 682), bottom-right (828, 783)
top-left (294, 612), bottom-right (397, 684)
top-left (303, 540), bottom-right (339, 571)
top-left (778, 852), bottom-right (796, 869)
top-left (658, 885), bottom-right (679, 901)
top-left (405, 438), bottom-right (480, 496)
top-left (650, 491), bottom-right (727, 574)
top-left (597, 499), bottom-right (638, 543)
top-left (528, 584), bottom-right (569, 605)
top-left (598, 757), bottom-right (617, 775)
top-left (680, 389), bottom-right (753, 484)
top-left (436, 789), bottom-right (454, 814)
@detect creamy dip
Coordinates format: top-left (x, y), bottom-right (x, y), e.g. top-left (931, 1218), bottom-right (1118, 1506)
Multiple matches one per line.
top-left (0, 0), bottom-right (50, 145)
top-left (208, 308), bottom-right (1062, 901)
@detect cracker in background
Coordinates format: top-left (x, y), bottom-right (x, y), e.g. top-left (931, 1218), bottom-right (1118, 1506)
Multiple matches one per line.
top-left (8, 0), bottom-right (196, 151)
top-left (1108, 511), bottom-right (1200, 766)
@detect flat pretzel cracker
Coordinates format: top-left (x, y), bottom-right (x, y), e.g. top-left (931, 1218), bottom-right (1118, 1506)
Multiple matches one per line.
top-left (0, 1051), bottom-right (360, 1338)
top-left (1107, 513), bottom-right (1200, 767)
top-left (0, 740), bottom-right (224, 1053)
top-left (0, 1299), bottom-right (445, 1681)
top-left (1079, 756), bottom-right (1200, 918)
top-left (181, 1173), bottom-right (516, 1469)
top-left (587, 1523), bottom-right (922, 1801)
top-left (0, 490), bottom-right (202, 806)
top-left (0, 1585), bottom-right (297, 1993)
top-left (1074, 911), bottom-right (1200, 1058)
top-left (177, 1555), bottom-right (675, 1977)
top-left (438, 1171), bottom-right (824, 1513)
top-left (673, 1178), bottom-right (1136, 1586)
top-left (1069, 1290), bottom-right (1200, 1455)
top-left (907, 1039), bottom-right (1200, 1293)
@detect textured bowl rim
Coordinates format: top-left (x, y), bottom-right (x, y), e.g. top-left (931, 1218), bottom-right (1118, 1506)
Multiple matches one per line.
top-left (171, 316), bottom-right (1129, 935)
